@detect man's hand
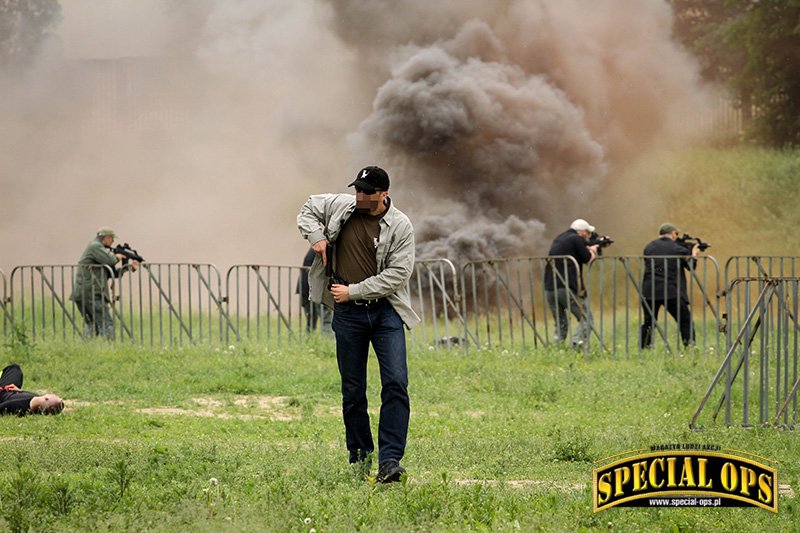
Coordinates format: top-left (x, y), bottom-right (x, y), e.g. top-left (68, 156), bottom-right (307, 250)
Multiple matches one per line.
top-left (330, 283), bottom-right (350, 303)
top-left (588, 244), bottom-right (599, 260)
top-left (313, 239), bottom-right (329, 268)
top-left (691, 243), bottom-right (700, 258)
top-left (130, 260), bottom-right (140, 271)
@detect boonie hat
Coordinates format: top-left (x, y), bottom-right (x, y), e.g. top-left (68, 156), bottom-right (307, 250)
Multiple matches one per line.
top-left (348, 166), bottom-right (390, 194)
top-left (97, 227), bottom-right (116, 239)
top-left (570, 219), bottom-right (595, 233)
top-left (659, 223), bottom-right (679, 235)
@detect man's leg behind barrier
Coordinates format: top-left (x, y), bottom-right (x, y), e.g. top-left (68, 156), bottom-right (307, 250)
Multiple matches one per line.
top-left (94, 300), bottom-right (114, 340)
top-left (301, 299), bottom-right (312, 332)
top-left (571, 296), bottom-right (593, 346)
top-left (320, 305), bottom-right (334, 337)
top-left (0, 364), bottom-right (23, 388)
top-left (666, 298), bottom-right (694, 347)
top-left (74, 299), bottom-right (97, 337)
top-left (640, 299), bottom-right (662, 349)
top-left (545, 290), bottom-right (568, 343)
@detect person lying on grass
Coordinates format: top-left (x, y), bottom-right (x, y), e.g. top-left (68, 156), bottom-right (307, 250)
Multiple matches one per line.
top-left (0, 364), bottom-right (64, 415)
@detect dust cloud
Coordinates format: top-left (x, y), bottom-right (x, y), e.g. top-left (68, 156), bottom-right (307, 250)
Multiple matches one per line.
top-left (0, 0), bottom-right (711, 273)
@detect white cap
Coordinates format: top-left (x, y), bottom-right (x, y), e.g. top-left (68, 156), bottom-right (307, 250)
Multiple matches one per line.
top-left (570, 219), bottom-right (595, 232)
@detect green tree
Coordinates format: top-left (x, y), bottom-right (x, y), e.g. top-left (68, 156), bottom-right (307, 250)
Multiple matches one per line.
top-left (671, 0), bottom-right (800, 146)
top-left (0, 0), bottom-right (61, 69)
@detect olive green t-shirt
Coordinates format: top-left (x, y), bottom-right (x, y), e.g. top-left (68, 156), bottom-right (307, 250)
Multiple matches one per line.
top-left (336, 211), bottom-right (386, 285)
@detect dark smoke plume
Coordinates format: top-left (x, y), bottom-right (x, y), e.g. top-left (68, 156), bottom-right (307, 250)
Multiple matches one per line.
top-left (354, 20), bottom-right (606, 259)
top-left (337, 0), bottom-right (709, 261)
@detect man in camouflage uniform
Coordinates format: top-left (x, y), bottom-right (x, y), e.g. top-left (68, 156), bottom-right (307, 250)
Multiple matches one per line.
top-left (70, 227), bottom-right (138, 339)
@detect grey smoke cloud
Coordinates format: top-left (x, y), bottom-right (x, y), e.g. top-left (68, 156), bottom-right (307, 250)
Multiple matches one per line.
top-left (0, 0), bottom-right (709, 272)
top-left (353, 20), bottom-right (606, 257)
top-left (338, 0), bottom-right (709, 260)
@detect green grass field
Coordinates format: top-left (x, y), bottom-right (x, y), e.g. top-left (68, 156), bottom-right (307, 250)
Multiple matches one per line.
top-left (0, 332), bottom-right (797, 532)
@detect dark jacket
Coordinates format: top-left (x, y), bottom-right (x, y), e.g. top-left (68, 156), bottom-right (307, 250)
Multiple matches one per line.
top-left (641, 237), bottom-right (696, 302)
top-left (543, 229), bottom-right (592, 293)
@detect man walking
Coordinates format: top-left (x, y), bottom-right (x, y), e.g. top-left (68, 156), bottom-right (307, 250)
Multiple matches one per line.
top-left (297, 165), bottom-right (419, 483)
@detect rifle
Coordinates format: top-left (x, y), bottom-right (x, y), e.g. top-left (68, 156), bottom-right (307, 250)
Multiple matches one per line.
top-left (112, 243), bottom-right (145, 264)
top-left (587, 231), bottom-right (614, 256)
top-left (676, 233), bottom-right (711, 252)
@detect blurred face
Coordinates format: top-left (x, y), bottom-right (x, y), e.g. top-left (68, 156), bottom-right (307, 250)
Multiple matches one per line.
top-left (666, 231), bottom-right (678, 241)
top-left (101, 235), bottom-right (114, 246)
top-left (355, 187), bottom-right (388, 214)
top-left (577, 229), bottom-right (590, 240)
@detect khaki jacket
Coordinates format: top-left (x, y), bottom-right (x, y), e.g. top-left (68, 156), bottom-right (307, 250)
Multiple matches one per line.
top-left (297, 193), bottom-right (420, 329)
top-left (71, 238), bottom-right (119, 302)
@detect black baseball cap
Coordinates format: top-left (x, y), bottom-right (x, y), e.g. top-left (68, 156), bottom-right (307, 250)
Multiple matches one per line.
top-left (348, 166), bottom-right (390, 194)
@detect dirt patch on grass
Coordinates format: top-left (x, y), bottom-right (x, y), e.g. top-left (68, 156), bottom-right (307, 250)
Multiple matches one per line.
top-left (137, 407), bottom-right (273, 421)
top-left (453, 478), bottom-right (586, 492)
top-left (136, 395), bottom-right (299, 421)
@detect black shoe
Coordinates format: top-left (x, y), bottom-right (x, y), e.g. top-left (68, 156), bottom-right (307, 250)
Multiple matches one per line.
top-left (376, 460), bottom-right (406, 483)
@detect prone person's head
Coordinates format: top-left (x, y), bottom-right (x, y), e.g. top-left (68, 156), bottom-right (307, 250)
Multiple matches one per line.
top-left (30, 394), bottom-right (64, 415)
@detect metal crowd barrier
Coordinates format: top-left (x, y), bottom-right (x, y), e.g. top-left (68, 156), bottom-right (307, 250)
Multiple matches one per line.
top-left (224, 265), bottom-right (306, 344)
top-left (692, 277), bottom-right (800, 429)
top-left (722, 257), bottom-right (800, 351)
top-left (115, 263), bottom-right (237, 346)
top-left (460, 257), bottom-right (578, 352)
top-left (585, 256), bottom-right (722, 357)
top-left (8, 264), bottom-right (93, 341)
top-left (0, 268), bottom-right (9, 336)
top-left (408, 258), bottom-right (472, 350)
top-left (0, 256), bottom-right (792, 357)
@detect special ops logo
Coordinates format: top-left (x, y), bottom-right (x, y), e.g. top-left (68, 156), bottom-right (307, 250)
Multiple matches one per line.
top-left (592, 445), bottom-right (778, 512)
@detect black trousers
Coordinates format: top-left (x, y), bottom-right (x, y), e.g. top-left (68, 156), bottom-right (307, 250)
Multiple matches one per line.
top-left (0, 364), bottom-right (35, 415)
top-left (0, 364), bottom-right (23, 388)
top-left (640, 298), bottom-right (694, 348)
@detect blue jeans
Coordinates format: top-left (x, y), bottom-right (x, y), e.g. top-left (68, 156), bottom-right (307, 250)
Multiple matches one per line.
top-left (332, 299), bottom-right (409, 464)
